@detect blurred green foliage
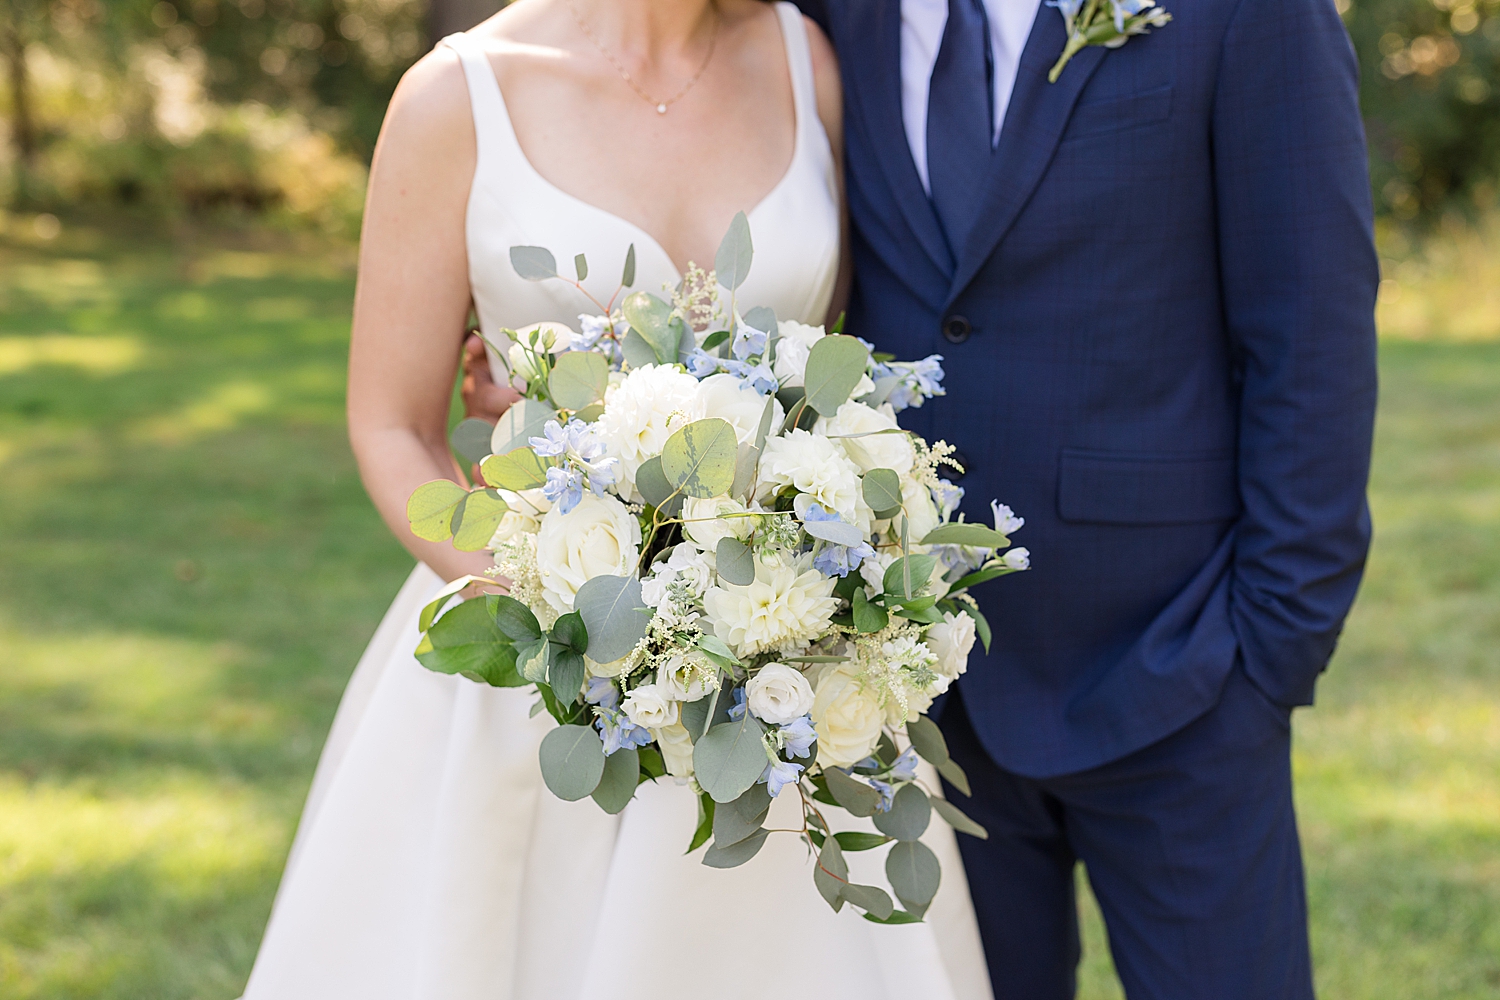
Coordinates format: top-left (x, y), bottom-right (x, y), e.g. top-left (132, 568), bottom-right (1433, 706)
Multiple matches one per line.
top-left (1346, 0), bottom-right (1500, 222)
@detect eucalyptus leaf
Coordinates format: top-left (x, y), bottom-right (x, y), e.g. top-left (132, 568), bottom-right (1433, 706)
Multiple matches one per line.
top-left (802, 335), bottom-right (872, 416)
top-left (712, 784), bottom-right (770, 847)
top-left (680, 683), bottom-right (734, 744)
top-left (693, 713), bottom-right (768, 804)
top-left (574, 402), bottom-right (606, 423)
top-left (851, 588), bottom-right (889, 634)
top-left (573, 574), bottom-right (652, 664)
top-left (821, 766), bottom-right (882, 817)
top-left (660, 418), bottom-right (738, 499)
top-left (573, 252), bottom-right (588, 281)
top-left (860, 375), bottom-right (902, 411)
top-left (714, 210), bottom-right (753, 291)
top-left (638, 745), bottom-right (667, 780)
top-left (919, 523), bottom-right (1011, 548)
top-left (537, 724), bottom-right (607, 800)
top-left (702, 827), bottom-right (769, 868)
top-left (813, 837), bottom-right (848, 912)
top-left (480, 448), bottom-right (550, 492)
top-left (730, 445), bottom-right (759, 501)
top-left (840, 882), bottom-right (895, 920)
top-left (406, 479), bottom-right (468, 542)
top-left (734, 781), bottom-right (773, 824)
top-left (548, 350), bottom-right (609, 410)
top-left (906, 715), bottom-right (951, 766)
top-left (687, 792), bottom-right (715, 852)
top-left (802, 516), bottom-right (864, 548)
top-left (936, 757), bottom-right (972, 797)
top-left (510, 245), bottom-right (558, 281)
top-left (754, 394), bottom-right (777, 451)
top-left (591, 746), bottom-right (638, 814)
top-left (932, 797), bottom-right (989, 839)
top-left (414, 596), bottom-right (522, 687)
top-left (743, 305), bottom-right (776, 335)
top-left (883, 554), bottom-right (939, 601)
top-left (451, 489), bottom-right (509, 552)
top-left (715, 537), bottom-right (756, 586)
top-left (886, 840), bottom-right (941, 915)
top-left (861, 469), bottom-right (903, 515)
top-left (450, 418), bottom-right (495, 465)
top-left (493, 595), bottom-right (542, 642)
top-left (490, 399), bottom-right (557, 457)
top-left (873, 784), bottom-right (932, 841)
top-left (621, 243), bottom-right (636, 287)
top-left (622, 291), bottom-right (678, 364)
top-left (621, 328), bottom-right (660, 369)
top-left (634, 455), bottom-right (684, 517)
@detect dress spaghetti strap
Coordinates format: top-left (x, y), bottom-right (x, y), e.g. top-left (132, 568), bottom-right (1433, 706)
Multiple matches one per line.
top-left (772, 2), bottom-right (820, 148)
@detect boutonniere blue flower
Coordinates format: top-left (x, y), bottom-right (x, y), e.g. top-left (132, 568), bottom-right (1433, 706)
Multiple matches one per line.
top-left (1047, 0), bottom-right (1173, 82)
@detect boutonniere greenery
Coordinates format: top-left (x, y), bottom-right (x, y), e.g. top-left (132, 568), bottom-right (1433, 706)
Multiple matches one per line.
top-left (1047, 0), bottom-right (1173, 82)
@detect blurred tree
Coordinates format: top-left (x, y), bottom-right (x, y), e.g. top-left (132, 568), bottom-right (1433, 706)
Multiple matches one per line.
top-left (1346, 0), bottom-right (1500, 223)
top-left (428, 0), bottom-right (504, 40)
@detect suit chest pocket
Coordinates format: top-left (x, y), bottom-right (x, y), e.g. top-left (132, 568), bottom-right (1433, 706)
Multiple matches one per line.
top-left (1061, 84), bottom-right (1174, 143)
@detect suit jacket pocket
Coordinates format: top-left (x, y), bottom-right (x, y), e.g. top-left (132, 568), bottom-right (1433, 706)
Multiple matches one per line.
top-left (1057, 448), bottom-right (1240, 525)
top-left (1061, 84), bottom-right (1174, 142)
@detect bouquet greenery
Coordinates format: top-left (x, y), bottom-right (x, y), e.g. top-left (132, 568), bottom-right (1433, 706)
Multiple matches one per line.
top-left (406, 214), bottom-right (1029, 923)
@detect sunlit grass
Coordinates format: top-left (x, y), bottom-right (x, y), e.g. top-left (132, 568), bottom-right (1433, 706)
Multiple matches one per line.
top-left (1, 215), bottom-right (1497, 997)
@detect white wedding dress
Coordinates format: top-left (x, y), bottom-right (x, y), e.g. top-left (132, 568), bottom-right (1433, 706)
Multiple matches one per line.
top-left (241, 7), bottom-right (993, 998)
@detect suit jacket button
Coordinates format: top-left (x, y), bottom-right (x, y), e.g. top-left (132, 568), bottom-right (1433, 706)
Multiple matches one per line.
top-left (950, 450), bottom-right (971, 480)
top-left (942, 315), bottom-right (972, 344)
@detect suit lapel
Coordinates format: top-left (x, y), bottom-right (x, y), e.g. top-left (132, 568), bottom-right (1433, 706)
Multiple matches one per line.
top-left (946, 3), bottom-right (1107, 304)
top-left (845, 0), bottom-right (954, 279)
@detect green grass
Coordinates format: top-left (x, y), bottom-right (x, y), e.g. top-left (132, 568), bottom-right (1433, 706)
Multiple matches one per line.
top-left (1, 213), bottom-right (1497, 998)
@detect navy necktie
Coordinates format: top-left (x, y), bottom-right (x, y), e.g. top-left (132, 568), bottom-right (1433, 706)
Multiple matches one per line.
top-left (926, 0), bottom-right (995, 256)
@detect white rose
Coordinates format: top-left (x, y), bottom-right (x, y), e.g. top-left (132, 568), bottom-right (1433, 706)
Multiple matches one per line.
top-left (681, 494), bottom-right (752, 553)
top-left (809, 661), bottom-right (886, 769)
top-left (507, 342), bottom-right (546, 387)
top-left (698, 372), bottom-right (783, 447)
top-left (622, 684), bottom-right (679, 729)
top-left (641, 542), bottom-right (716, 607)
top-left (745, 663), bottom-right (816, 725)
top-left (897, 475), bottom-right (941, 543)
top-left (598, 364), bottom-right (707, 497)
top-left (815, 401), bottom-right (915, 476)
top-left (488, 488), bottom-right (549, 546)
top-left (926, 610), bottom-right (978, 681)
top-left (653, 721), bottom-right (696, 778)
top-left (703, 555), bottom-right (840, 658)
top-left (658, 650), bottom-right (715, 702)
top-left (757, 429), bottom-right (866, 529)
top-left (771, 320), bottom-right (825, 388)
top-left (535, 493), bottom-right (641, 615)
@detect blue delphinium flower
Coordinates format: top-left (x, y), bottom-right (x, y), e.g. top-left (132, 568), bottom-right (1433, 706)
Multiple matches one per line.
top-left (727, 686), bottom-right (748, 722)
top-left (932, 479), bottom-right (965, 520)
top-left (542, 464), bottom-right (585, 514)
top-left (731, 322), bottom-right (768, 361)
top-left (760, 758), bottom-right (805, 797)
top-left (778, 715), bottom-right (817, 759)
top-left (867, 776), bottom-right (896, 812)
top-left (721, 358), bottom-right (778, 395)
top-left (804, 503), bottom-right (875, 577)
top-left (529, 419), bottom-right (570, 457)
top-left (1048, 0), bottom-right (1085, 21)
top-left (596, 706), bottom-right (652, 756)
top-left (889, 746), bottom-right (920, 783)
top-left (991, 500), bottom-right (1025, 535)
top-left (683, 349), bottom-right (721, 379)
top-left (585, 675), bottom-right (620, 710)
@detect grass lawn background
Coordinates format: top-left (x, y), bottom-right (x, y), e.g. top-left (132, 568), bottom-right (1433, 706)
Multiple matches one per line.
top-left (0, 213), bottom-right (1496, 998)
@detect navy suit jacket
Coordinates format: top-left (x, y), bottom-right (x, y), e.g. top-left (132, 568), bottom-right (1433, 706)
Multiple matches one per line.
top-left (798, 0), bottom-right (1379, 776)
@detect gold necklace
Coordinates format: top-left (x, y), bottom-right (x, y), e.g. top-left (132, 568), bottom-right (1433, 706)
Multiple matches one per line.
top-left (566, 0), bottom-right (720, 115)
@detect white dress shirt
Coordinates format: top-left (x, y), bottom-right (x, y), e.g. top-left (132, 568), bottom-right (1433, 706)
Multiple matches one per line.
top-left (901, 0), bottom-right (1043, 192)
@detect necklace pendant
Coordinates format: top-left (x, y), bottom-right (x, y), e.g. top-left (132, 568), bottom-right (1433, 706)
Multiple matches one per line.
top-left (656, 103), bottom-right (668, 114)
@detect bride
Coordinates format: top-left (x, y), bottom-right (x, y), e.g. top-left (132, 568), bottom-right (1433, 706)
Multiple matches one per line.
top-left (240, 1), bottom-right (992, 997)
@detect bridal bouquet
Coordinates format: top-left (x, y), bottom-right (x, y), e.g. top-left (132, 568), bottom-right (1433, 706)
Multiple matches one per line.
top-left (407, 214), bottom-right (1029, 923)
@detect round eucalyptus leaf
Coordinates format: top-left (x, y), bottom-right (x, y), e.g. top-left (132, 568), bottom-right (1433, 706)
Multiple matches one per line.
top-left (450, 417), bottom-right (496, 465)
top-left (692, 714), bottom-right (768, 804)
top-left (451, 489), bottom-right (509, 552)
top-left (634, 455), bottom-right (683, 516)
top-left (590, 746), bottom-right (638, 814)
top-left (715, 537), bottom-right (756, 586)
top-left (839, 882), bottom-right (895, 920)
top-left (803, 335), bottom-right (872, 416)
top-left (861, 469), bottom-right (903, 515)
top-left (702, 827), bottom-right (769, 868)
top-left (548, 350), bottom-right (609, 410)
top-left (660, 418), bottom-right (738, 499)
top-left (510, 245), bottom-right (558, 281)
top-left (872, 783), bottom-right (932, 841)
top-left (813, 837), bottom-right (848, 912)
top-left (406, 479), bottom-right (467, 542)
top-left (480, 448), bottom-right (549, 492)
top-left (621, 291), bottom-right (678, 364)
top-left (537, 724), bottom-right (606, 801)
top-left (490, 399), bottom-right (557, 457)
top-left (573, 574), bottom-right (652, 664)
top-left (821, 766), bottom-right (882, 817)
top-left (905, 714), bottom-right (951, 766)
top-left (886, 839), bottom-right (942, 913)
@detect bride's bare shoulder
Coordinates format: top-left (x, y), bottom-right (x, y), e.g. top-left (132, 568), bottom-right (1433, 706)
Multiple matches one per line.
top-left (378, 45), bottom-right (474, 163)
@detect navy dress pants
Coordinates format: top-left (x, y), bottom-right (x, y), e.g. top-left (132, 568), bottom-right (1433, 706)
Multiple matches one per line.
top-left (941, 666), bottom-right (1316, 1000)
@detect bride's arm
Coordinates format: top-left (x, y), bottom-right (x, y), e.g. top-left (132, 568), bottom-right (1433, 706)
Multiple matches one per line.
top-left (805, 16), bottom-right (850, 327)
top-left (347, 49), bottom-right (494, 584)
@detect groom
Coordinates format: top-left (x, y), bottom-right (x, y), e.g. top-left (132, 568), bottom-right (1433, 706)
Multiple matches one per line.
top-left (464, 0), bottom-right (1378, 993)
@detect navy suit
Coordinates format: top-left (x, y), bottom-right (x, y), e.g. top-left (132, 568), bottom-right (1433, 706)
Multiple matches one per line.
top-left (797, 0), bottom-right (1378, 995)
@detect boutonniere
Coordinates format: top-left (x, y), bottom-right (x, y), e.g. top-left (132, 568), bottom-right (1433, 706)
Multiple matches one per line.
top-left (1047, 0), bottom-right (1173, 82)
